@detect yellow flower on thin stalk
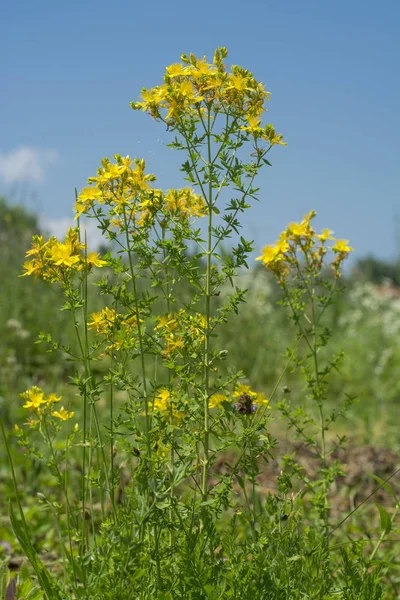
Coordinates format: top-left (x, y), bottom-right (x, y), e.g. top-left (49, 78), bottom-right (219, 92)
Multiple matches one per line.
top-left (21, 387), bottom-right (63, 414)
top-left (316, 229), bottom-right (334, 242)
top-left (22, 388), bottom-right (47, 410)
top-left (86, 252), bottom-right (108, 268)
top-left (47, 393), bottom-right (62, 404)
top-left (52, 407), bottom-right (75, 421)
top-left (332, 239), bottom-right (353, 254)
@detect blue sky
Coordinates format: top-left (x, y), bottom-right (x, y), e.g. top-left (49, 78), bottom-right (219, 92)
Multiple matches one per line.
top-left (1, 0), bottom-right (400, 261)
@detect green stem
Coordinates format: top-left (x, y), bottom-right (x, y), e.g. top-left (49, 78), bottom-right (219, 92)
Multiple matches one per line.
top-left (122, 208), bottom-right (151, 460)
top-left (370, 505), bottom-right (399, 561)
top-left (161, 226), bottom-right (175, 546)
top-left (43, 420), bottom-right (78, 584)
top-left (202, 107), bottom-right (213, 498)
top-left (241, 467), bottom-right (257, 542)
top-left (0, 418), bottom-right (29, 535)
top-left (71, 303), bottom-right (115, 517)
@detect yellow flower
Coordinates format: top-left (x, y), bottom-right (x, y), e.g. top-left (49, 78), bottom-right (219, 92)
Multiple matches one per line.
top-left (88, 311), bottom-right (104, 332)
top-left (165, 335), bottom-right (185, 352)
top-left (152, 85), bottom-right (168, 104)
top-left (21, 259), bottom-right (41, 277)
top-left (179, 80), bottom-right (203, 103)
top-left (86, 252), bottom-right (107, 268)
top-left (209, 393), bottom-right (227, 409)
top-left (47, 393), bottom-right (61, 404)
top-left (275, 238), bottom-right (289, 254)
top-left (103, 164), bottom-right (125, 180)
top-left (155, 314), bottom-right (177, 331)
top-left (88, 307), bottom-right (118, 334)
top-left (256, 244), bottom-right (280, 265)
top-left (110, 217), bottom-right (123, 229)
top-left (255, 392), bottom-right (269, 407)
top-left (241, 115), bottom-right (262, 134)
top-left (316, 229), bottom-right (334, 242)
top-left (164, 188), bottom-right (206, 218)
top-left (52, 407), bottom-right (74, 421)
top-left (21, 387), bottom-right (61, 411)
top-left (227, 73), bottom-right (249, 92)
top-left (287, 212), bottom-right (315, 238)
top-left (22, 389), bottom-right (46, 410)
top-left (166, 63), bottom-right (186, 78)
top-left (332, 239), bottom-right (353, 254)
top-left (74, 186), bottom-right (103, 218)
top-left (288, 222), bottom-right (309, 237)
top-left (120, 156), bottom-right (132, 169)
top-left (129, 158), bottom-right (154, 191)
top-left (139, 88), bottom-right (153, 107)
top-left (189, 58), bottom-right (216, 78)
top-left (78, 186), bottom-right (103, 202)
top-left (154, 389), bottom-right (170, 412)
top-left (153, 389), bottom-right (184, 420)
top-left (25, 236), bottom-right (49, 257)
top-left (233, 384), bottom-right (257, 400)
top-left (49, 242), bottom-right (80, 268)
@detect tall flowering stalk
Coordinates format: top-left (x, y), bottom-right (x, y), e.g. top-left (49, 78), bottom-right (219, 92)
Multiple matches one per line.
top-left (131, 47), bottom-right (285, 496)
top-left (257, 210), bottom-right (353, 531)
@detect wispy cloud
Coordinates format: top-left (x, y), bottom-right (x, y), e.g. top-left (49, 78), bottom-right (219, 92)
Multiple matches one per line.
top-left (0, 146), bottom-right (58, 184)
top-left (41, 216), bottom-right (104, 250)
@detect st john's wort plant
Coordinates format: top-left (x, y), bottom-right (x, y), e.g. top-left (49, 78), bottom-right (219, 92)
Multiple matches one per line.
top-left (0, 48), bottom-right (389, 599)
top-left (256, 212), bottom-right (355, 527)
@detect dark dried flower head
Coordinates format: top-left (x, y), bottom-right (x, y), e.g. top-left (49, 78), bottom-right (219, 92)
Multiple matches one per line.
top-left (234, 393), bottom-right (256, 415)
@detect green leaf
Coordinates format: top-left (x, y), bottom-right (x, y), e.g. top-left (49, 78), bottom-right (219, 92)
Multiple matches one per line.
top-left (370, 474), bottom-right (398, 503)
top-left (376, 504), bottom-right (392, 535)
top-left (236, 474), bottom-right (245, 489)
top-left (9, 503), bottom-right (62, 600)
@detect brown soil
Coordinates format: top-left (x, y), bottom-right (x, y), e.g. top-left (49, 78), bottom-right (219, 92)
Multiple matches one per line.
top-left (213, 442), bottom-right (400, 517)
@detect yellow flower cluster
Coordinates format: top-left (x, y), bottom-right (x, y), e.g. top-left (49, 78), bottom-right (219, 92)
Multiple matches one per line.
top-left (74, 155), bottom-right (156, 220)
top-left (21, 228), bottom-right (106, 282)
top-left (155, 311), bottom-right (207, 358)
top-left (74, 154), bottom-right (207, 229)
top-left (152, 388), bottom-right (185, 421)
top-left (88, 307), bottom-right (139, 352)
top-left (256, 210), bottom-right (353, 278)
top-left (131, 47), bottom-right (285, 146)
top-left (163, 188), bottom-right (207, 219)
top-left (209, 383), bottom-right (268, 410)
top-left (137, 187), bottom-right (207, 227)
top-left (20, 387), bottom-right (74, 421)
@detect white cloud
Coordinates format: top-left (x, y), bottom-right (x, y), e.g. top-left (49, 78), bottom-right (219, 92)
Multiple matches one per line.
top-left (40, 216), bottom-right (105, 250)
top-left (0, 146), bottom-right (58, 183)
